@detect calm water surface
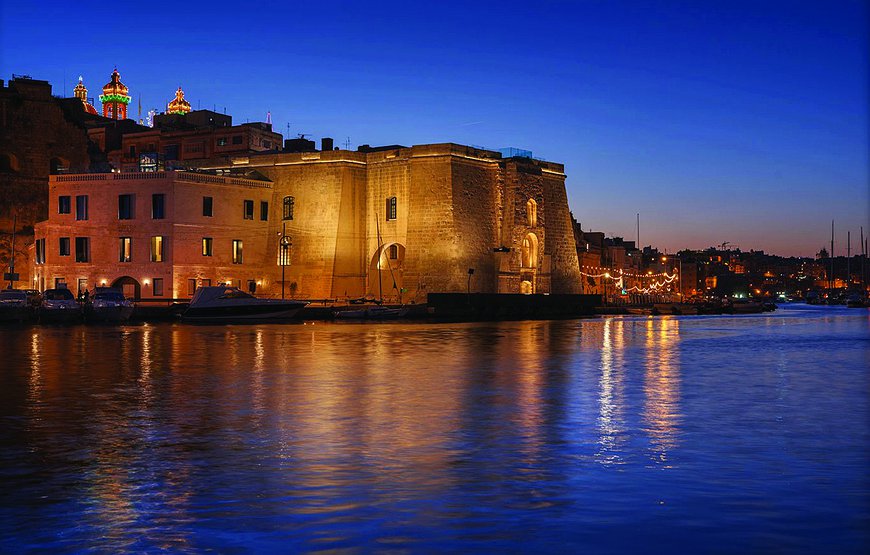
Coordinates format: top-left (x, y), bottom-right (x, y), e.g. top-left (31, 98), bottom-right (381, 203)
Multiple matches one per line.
top-left (1, 304), bottom-right (868, 553)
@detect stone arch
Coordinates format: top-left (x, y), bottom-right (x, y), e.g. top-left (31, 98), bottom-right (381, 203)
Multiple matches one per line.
top-left (368, 242), bottom-right (406, 300)
top-left (0, 153), bottom-right (20, 173)
top-left (49, 156), bottom-right (70, 175)
top-left (111, 276), bottom-right (141, 300)
top-left (521, 233), bottom-right (538, 269)
top-left (526, 198), bottom-right (537, 227)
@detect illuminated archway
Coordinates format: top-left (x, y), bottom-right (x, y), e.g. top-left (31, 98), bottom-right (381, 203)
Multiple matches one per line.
top-left (368, 242), bottom-right (406, 301)
top-left (521, 233), bottom-right (538, 269)
top-left (526, 198), bottom-right (537, 227)
top-left (111, 276), bottom-right (141, 300)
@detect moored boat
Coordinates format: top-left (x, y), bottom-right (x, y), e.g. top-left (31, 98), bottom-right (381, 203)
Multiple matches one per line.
top-left (85, 287), bottom-right (135, 323)
top-left (334, 305), bottom-right (410, 320)
top-left (181, 286), bottom-right (308, 323)
top-left (0, 289), bottom-right (35, 323)
top-left (39, 288), bottom-right (82, 324)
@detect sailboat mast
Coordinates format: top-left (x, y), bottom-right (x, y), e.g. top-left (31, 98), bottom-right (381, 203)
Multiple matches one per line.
top-left (375, 213), bottom-right (383, 303)
top-left (830, 220), bottom-right (835, 290)
top-left (847, 231), bottom-right (851, 287)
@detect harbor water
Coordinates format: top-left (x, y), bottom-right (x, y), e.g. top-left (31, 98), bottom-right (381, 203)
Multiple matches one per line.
top-left (1, 304), bottom-right (868, 553)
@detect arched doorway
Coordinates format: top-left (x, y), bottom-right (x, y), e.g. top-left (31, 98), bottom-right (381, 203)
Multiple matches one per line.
top-left (520, 233), bottom-right (538, 294)
top-left (368, 243), bottom-right (405, 301)
top-left (111, 276), bottom-right (141, 300)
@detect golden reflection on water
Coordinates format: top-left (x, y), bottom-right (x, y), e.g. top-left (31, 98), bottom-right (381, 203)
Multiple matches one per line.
top-left (643, 317), bottom-right (681, 465)
top-left (597, 318), bottom-right (627, 465)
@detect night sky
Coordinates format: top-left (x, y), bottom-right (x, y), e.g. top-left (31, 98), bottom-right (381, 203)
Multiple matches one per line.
top-left (2, 1), bottom-right (867, 257)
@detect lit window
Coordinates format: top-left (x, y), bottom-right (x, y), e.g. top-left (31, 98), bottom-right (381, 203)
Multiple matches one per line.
top-left (232, 239), bottom-right (243, 264)
top-left (75, 237), bottom-right (90, 263)
top-left (59, 237), bottom-right (70, 256)
top-left (152, 278), bottom-right (164, 296)
top-left (527, 198), bottom-right (537, 227)
top-left (119, 237), bottom-right (132, 262)
top-left (389, 244), bottom-right (398, 259)
top-left (282, 196), bottom-right (294, 220)
top-left (386, 196), bottom-right (397, 220)
top-left (58, 195), bottom-right (71, 214)
top-left (152, 193), bottom-right (165, 219)
top-left (118, 194), bottom-right (134, 220)
top-left (217, 137), bottom-right (228, 146)
top-left (203, 196), bottom-right (213, 217)
top-left (75, 195), bottom-right (88, 221)
top-left (151, 236), bottom-right (164, 262)
top-left (202, 237), bottom-right (213, 256)
top-left (243, 200), bottom-right (254, 220)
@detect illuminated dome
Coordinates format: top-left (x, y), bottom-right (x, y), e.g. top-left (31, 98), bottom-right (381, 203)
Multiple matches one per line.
top-left (73, 76), bottom-right (98, 115)
top-left (99, 68), bottom-right (131, 120)
top-left (167, 87), bottom-right (191, 115)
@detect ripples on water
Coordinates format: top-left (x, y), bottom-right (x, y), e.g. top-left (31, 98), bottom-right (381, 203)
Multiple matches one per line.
top-left (0, 305), bottom-right (868, 553)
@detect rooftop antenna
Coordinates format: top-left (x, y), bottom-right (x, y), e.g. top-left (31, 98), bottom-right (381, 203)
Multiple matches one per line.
top-left (344, 136), bottom-right (351, 150)
top-left (830, 220), bottom-right (835, 290)
top-left (636, 213), bottom-right (640, 249)
top-left (266, 111), bottom-right (272, 125)
top-left (847, 230), bottom-right (851, 287)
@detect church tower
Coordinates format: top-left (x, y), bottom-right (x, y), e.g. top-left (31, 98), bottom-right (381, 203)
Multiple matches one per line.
top-left (73, 76), bottom-right (99, 115)
top-left (99, 68), bottom-right (131, 120)
top-left (167, 87), bottom-right (191, 115)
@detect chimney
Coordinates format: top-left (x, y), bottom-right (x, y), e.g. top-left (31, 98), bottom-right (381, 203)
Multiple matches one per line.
top-left (321, 137), bottom-right (334, 151)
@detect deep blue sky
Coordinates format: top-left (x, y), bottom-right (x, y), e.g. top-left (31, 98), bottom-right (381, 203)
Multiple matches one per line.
top-left (2, 1), bottom-right (867, 256)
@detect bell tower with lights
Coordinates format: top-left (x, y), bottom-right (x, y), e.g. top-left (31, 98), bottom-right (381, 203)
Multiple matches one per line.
top-left (99, 68), bottom-right (131, 120)
top-left (166, 87), bottom-right (191, 115)
top-left (73, 76), bottom-right (98, 115)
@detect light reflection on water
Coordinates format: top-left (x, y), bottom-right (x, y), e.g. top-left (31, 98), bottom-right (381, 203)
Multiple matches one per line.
top-left (0, 305), bottom-right (868, 553)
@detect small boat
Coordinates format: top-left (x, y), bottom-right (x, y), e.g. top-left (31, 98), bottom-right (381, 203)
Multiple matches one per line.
top-left (846, 294), bottom-right (868, 308)
top-left (725, 299), bottom-right (766, 314)
top-left (0, 289), bottom-right (35, 323)
top-left (86, 287), bottom-right (135, 323)
top-left (39, 288), bottom-right (82, 324)
top-left (181, 286), bottom-right (308, 323)
top-left (334, 305), bottom-right (409, 320)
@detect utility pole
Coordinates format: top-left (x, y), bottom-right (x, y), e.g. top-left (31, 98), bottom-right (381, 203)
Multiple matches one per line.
top-left (847, 231), bottom-right (851, 288)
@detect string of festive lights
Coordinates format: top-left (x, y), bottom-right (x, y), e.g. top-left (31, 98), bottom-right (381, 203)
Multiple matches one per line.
top-left (580, 265), bottom-right (677, 278)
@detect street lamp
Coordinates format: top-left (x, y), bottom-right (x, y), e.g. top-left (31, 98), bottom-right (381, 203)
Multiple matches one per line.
top-left (280, 222), bottom-right (292, 299)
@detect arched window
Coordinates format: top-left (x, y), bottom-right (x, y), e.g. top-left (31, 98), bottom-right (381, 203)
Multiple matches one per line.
top-left (283, 195), bottom-right (294, 220)
top-left (527, 198), bottom-right (537, 227)
top-left (521, 233), bottom-right (538, 269)
top-left (50, 157), bottom-right (69, 175)
top-left (0, 153), bottom-right (19, 173)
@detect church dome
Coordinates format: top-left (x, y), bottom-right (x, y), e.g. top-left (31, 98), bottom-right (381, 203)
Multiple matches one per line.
top-left (99, 68), bottom-right (131, 120)
top-left (167, 86), bottom-right (192, 115)
top-left (73, 76), bottom-right (98, 115)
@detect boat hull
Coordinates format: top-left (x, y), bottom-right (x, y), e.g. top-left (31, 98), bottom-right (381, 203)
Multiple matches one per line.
top-left (39, 307), bottom-right (82, 324)
top-left (86, 305), bottom-right (135, 323)
top-left (181, 303), bottom-right (305, 323)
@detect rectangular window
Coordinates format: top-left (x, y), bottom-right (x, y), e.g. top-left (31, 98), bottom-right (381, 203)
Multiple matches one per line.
top-left (35, 238), bottom-right (45, 264)
top-left (217, 137), bottom-right (228, 146)
top-left (59, 237), bottom-right (70, 256)
top-left (232, 135), bottom-right (243, 145)
top-left (232, 239), bottom-right (243, 264)
top-left (203, 196), bottom-right (213, 217)
top-left (75, 237), bottom-right (90, 263)
top-left (119, 237), bottom-right (132, 262)
top-left (152, 278), bottom-right (164, 296)
top-left (151, 236), bottom-right (164, 262)
top-left (202, 279), bottom-right (211, 287)
top-left (188, 279), bottom-right (197, 296)
top-left (260, 201), bottom-right (269, 221)
top-left (129, 145), bottom-right (136, 159)
top-left (118, 194), bottom-right (134, 220)
top-left (263, 140), bottom-right (271, 149)
top-left (389, 244), bottom-right (398, 260)
top-left (75, 195), bottom-right (88, 221)
top-left (202, 237), bottom-right (213, 256)
top-left (283, 196), bottom-right (294, 220)
top-left (243, 200), bottom-right (254, 220)
top-left (386, 196), bottom-right (397, 220)
top-left (247, 280), bottom-right (257, 293)
top-left (152, 193), bottom-right (165, 219)
top-left (77, 278), bottom-right (88, 297)
top-left (58, 195), bottom-right (71, 214)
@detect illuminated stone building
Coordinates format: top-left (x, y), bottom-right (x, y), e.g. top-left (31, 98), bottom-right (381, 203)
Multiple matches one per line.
top-left (33, 171), bottom-right (272, 297)
top-left (99, 68), bottom-right (131, 120)
top-left (194, 143), bottom-right (582, 300)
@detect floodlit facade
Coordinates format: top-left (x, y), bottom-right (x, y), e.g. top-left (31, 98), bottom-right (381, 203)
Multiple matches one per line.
top-left (33, 171), bottom-right (272, 298)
